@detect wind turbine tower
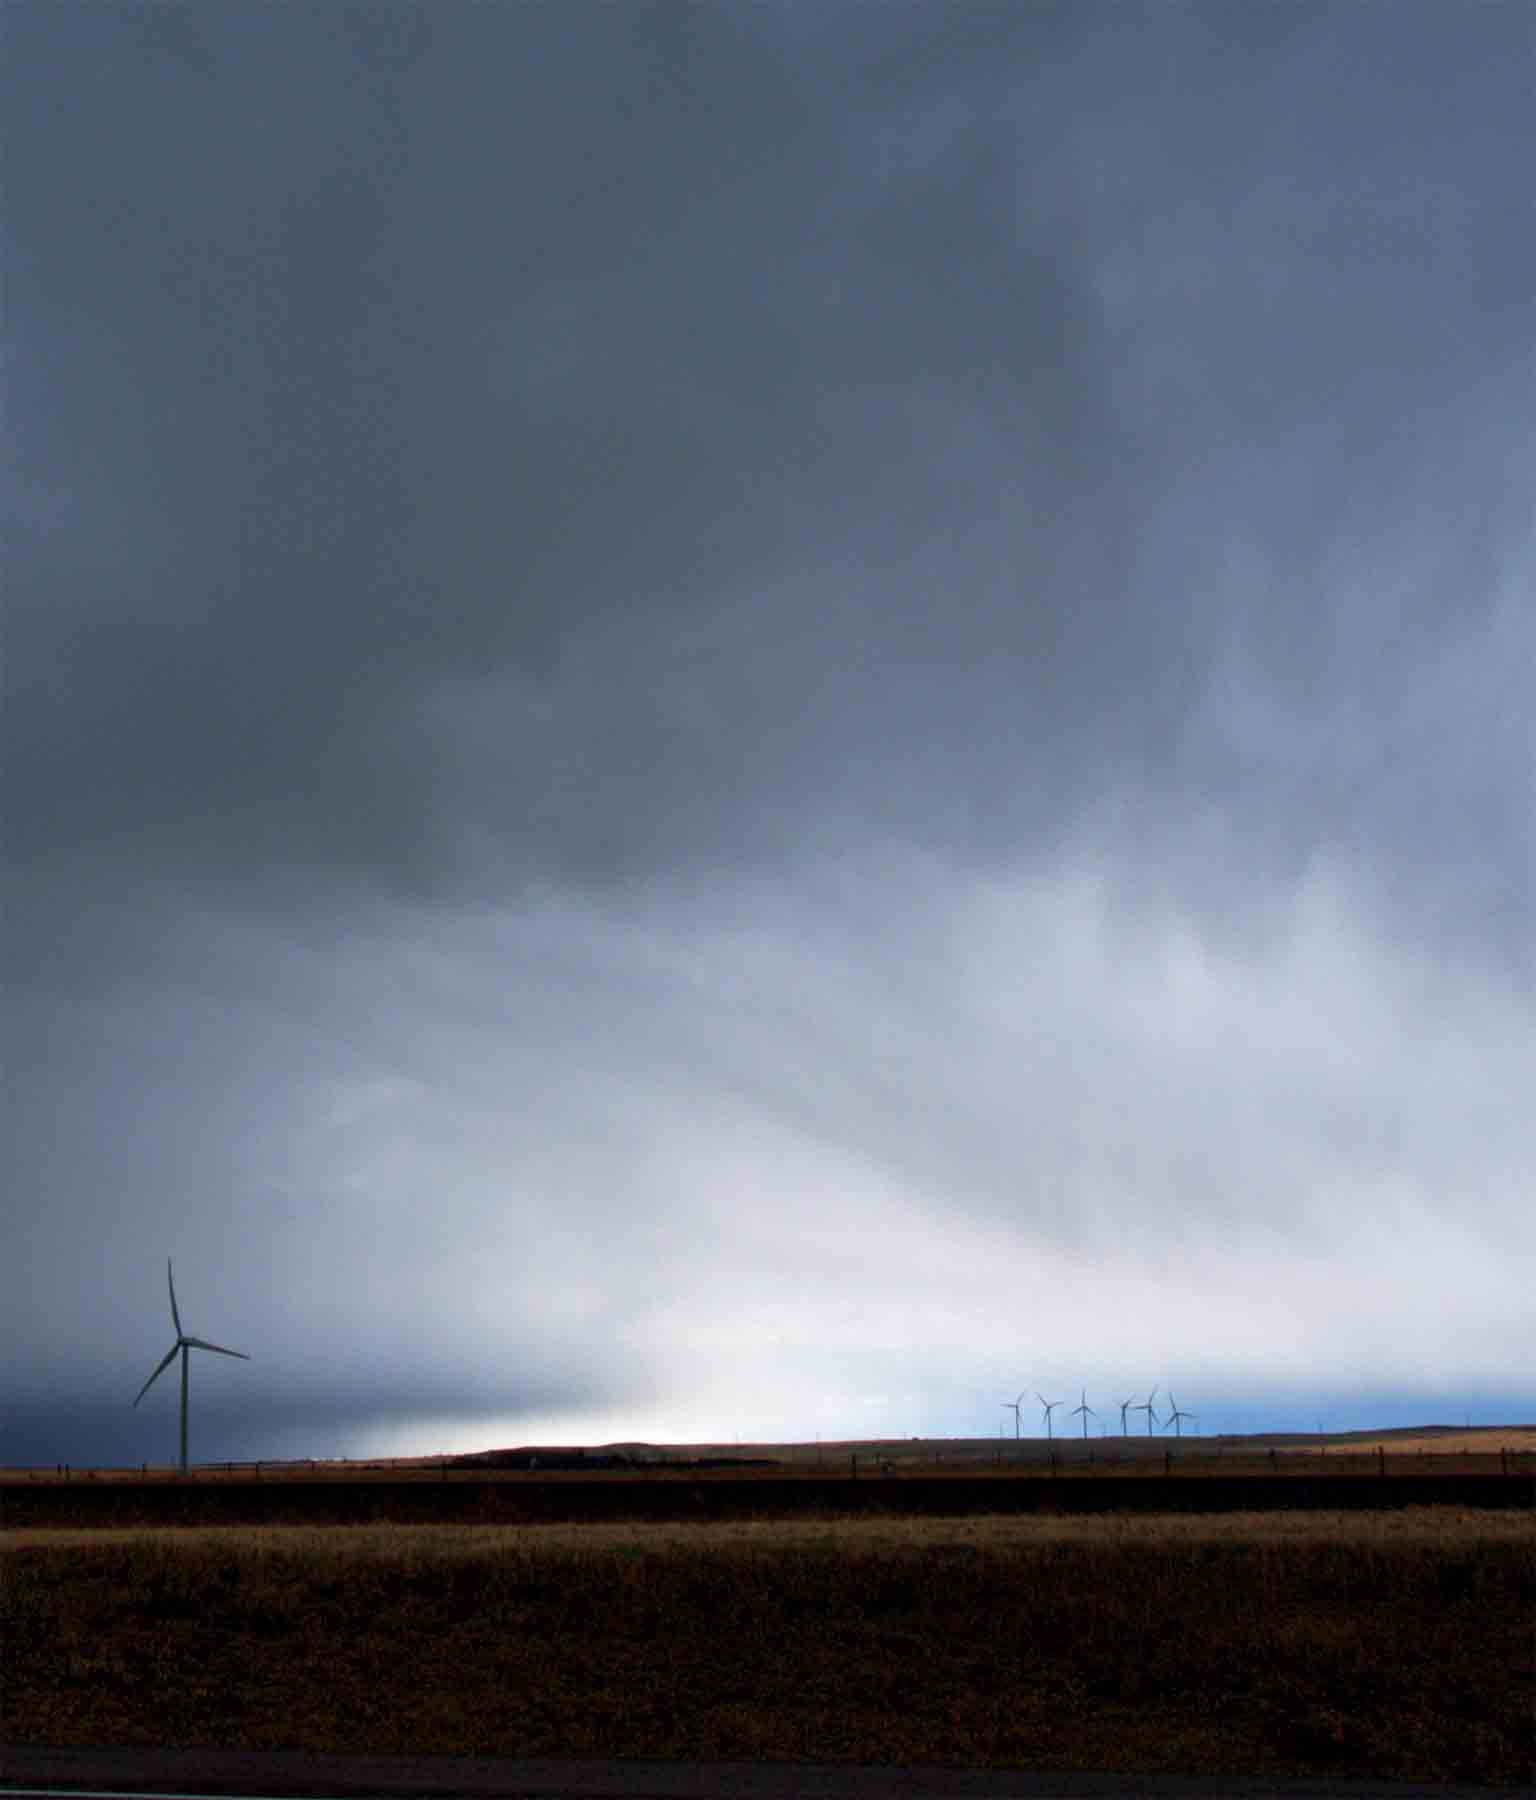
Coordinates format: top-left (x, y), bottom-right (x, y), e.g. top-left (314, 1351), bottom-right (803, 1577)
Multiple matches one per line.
top-left (134, 1260), bottom-right (250, 1473)
top-left (1071, 1388), bottom-right (1097, 1440)
top-left (1137, 1387), bottom-right (1161, 1436)
top-left (1119, 1393), bottom-right (1137, 1438)
top-left (1037, 1393), bottom-right (1062, 1442)
top-left (1165, 1393), bottom-right (1197, 1438)
top-left (1002, 1392), bottom-right (1026, 1440)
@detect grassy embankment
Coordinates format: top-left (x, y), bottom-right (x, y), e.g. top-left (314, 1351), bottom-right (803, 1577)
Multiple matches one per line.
top-left (5, 1508), bottom-right (1532, 1784)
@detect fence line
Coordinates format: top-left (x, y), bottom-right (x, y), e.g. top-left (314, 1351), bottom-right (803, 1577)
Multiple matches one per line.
top-left (7, 1445), bottom-right (1536, 1483)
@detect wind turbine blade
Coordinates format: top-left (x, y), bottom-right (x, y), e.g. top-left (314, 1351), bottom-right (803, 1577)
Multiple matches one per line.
top-left (167, 1259), bottom-right (183, 1337)
top-left (135, 1343), bottom-right (179, 1406)
top-left (182, 1336), bottom-right (250, 1360)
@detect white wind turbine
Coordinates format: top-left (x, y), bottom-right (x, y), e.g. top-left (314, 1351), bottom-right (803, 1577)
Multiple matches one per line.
top-left (1165, 1392), bottom-right (1197, 1438)
top-left (1070, 1388), bottom-right (1097, 1440)
top-left (134, 1260), bottom-right (250, 1473)
top-left (1136, 1386), bottom-right (1162, 1436)
top-left (1119, 1393), bottom-right (1137, 1438)
top-left (1002, 1392), bottom-right (1026, 1440)
top-left (1037, 1393), bottom-right (1062, 1442)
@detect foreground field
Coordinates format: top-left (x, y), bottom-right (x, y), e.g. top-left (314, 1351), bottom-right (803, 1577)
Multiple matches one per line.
top-left (5, 1509), bottom-right (1532, 1784)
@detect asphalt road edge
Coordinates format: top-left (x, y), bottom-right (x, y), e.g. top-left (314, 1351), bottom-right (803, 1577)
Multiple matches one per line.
top-left (2, 1745), bottom-right (1529, 1800)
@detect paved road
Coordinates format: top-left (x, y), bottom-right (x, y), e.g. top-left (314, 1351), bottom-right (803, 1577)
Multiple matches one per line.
top-left (3, 1746), bottom-right (1528, 1800)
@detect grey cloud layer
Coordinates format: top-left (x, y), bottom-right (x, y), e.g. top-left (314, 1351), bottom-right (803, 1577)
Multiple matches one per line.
top-left (5, 2), bottom-right (1533, 1458)
top-left (11, 2), bottom-right (1530, 921)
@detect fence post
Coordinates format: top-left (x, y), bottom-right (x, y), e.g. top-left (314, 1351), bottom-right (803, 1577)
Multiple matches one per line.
top-left (851, 1454), bottom-right (858, 1480)
top-left (1377, 1445), bottom-right (1385, 1477)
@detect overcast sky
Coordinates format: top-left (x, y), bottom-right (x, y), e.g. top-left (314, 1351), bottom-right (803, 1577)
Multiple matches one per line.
top-left (5, 0), bottom-right (1533, 1467)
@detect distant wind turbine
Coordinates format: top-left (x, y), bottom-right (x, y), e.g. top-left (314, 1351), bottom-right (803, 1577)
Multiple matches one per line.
top-left (1119, 1393), bottom-right (1137, 1438)
top-left (1136, 1387), bottom-right (1161, 1435)
top-left (134, 1260), bottom-right (250, 1473)
top-left (1165, 1393), bottom-right (1197, 1438)
top-left (1070, 1388), bottom-right (1097, 1440)
top-left (1037, 1393), bottom-right (1062, 1441)
top-left (1002, 1392), bottom-right (1026, 1440)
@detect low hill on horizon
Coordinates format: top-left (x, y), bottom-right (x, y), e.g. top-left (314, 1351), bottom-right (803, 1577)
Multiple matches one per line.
top-left (450, 1423), bottom-right (1536, 1468)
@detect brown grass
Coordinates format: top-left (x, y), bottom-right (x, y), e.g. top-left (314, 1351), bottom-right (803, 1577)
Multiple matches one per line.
top-left (6, 1422), bottom-right (1534, 1496)
top-left (5, 1509), bottom-right (1532, 1784)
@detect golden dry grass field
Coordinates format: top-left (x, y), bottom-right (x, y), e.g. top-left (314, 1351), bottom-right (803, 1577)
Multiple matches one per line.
top-left (7, 1422), bottom-right (1533, 1489)
top-left (5, 1507), bottom-right (1533, 1785)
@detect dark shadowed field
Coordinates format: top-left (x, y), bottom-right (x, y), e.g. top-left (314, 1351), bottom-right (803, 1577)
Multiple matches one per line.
top-left (5, 1435), bottom-right (1533, 1788)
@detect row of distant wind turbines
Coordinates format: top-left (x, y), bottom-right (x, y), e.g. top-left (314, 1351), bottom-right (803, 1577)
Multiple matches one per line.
top-left (1003, 1387), bottom-right (1197, 1441)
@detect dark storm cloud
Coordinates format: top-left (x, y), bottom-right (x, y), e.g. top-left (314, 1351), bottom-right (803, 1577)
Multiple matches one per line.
top-left (5, 2), bottom-right (1534, 1460)
top-left (4, 1), bottom-right (1165, 895)
top-left (10, 2), bottom-right (1533, 910)
top-left (10, 0), bottom-right (1531, 950)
